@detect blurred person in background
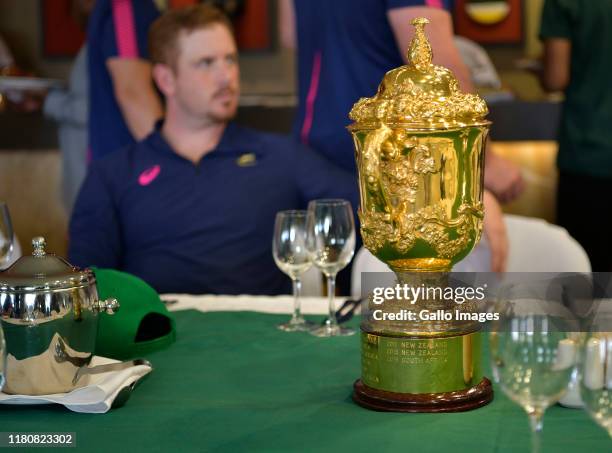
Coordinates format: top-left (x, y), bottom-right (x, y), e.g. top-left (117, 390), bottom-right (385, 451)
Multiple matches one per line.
top-left (540, 0), bottom-right (612, 271)
top-left (87, 0), bottom-right (163, 160)
top-left (0, 34), bottom-right (14, 75)
top-left (454, 35), bottom-right (502, 91)
top-left (69, 4), bottom-right (358, 295)
top-left (280, 0), bottom-right (515, 272)
top-left (0, 33), bottom-right (43, 112)
top-left (44, 0), bottom-right (95, 215)
top-left (0, 33), bottom-right (13, 111)
top-left (279, 0), bottom-right (523, 202)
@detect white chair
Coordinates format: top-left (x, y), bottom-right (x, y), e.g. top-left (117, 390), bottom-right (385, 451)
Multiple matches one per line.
top-left (351, 214), bottom-right (591, 298)
top-left (301, 265), bottom-right (323, 297)
top-left (504, 214), bottom-right (590, 273)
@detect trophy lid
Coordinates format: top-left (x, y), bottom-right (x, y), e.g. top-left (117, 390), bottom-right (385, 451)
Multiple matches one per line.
top-left (0, 236), bottom-right (90, 291)
top-left (349, 18), bottom-right (489, 130)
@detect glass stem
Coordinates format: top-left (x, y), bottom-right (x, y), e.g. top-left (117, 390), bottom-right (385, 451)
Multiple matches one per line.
top-left (292, 277), bottom-right (303, 322)
top-left (326, 275), bottom-right (338, 329)
top-left (528, 410), bottom-right (544, 453)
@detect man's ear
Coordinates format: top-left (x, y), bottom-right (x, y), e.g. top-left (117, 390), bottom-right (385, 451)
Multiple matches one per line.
top-left (152, 63), bottom-right (175, 97)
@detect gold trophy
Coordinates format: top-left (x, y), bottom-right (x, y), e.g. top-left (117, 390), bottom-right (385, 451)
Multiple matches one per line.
top-left (349, 18), bottom-right (493, 412)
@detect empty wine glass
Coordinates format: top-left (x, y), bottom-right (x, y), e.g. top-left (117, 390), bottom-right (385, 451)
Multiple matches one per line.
top-left (306, 199), bottom-right (355, 337)
top-left (490, 284), bottom-right (577, 453)
top-left (272, 210), bottom-right (315, 332)
top-left (0, 202), bottom-right (14, 269)
top-left (579, 305), bottom-right (612, 438)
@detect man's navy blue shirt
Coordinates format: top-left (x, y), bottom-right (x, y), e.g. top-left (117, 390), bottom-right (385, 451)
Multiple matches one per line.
top-left (69, 123), bottom-right (359, 295)
top-left (293, 0), bottom-right (450, 172)
top-left (87, 0), bottom-right (160, 160)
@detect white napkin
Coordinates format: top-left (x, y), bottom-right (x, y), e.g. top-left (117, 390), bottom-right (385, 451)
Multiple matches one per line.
top-left (163, 294), bottom-right (348, 315)
top-left (0, 356), bottom-right (152, 413)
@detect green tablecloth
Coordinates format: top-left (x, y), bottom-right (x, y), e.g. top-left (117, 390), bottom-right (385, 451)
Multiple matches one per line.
top-left (0, 310), bottom-right (609, 452)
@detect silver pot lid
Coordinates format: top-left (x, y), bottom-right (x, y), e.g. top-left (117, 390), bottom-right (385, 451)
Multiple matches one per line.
top-left (0, 237), bottom-right (91, 293)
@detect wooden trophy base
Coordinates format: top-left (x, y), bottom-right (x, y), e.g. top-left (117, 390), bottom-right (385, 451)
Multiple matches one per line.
top-left (352, 378), bottom-right (493, 413)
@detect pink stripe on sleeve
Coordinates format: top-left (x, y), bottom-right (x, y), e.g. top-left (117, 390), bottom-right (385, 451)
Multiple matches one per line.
top-left (300, 51), bottom-right (322, 145)
top-left (425, 0), bottom-right (444, 8)
top-left (112, 0), bottom-right (139, 58)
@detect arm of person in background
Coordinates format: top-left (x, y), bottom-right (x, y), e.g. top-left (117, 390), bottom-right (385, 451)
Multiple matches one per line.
top-left (68, 163), bottom-right (123, 269)
top-left (540, 38), bottom-right (571, 92)
top-left (278, 0), bottom-right (296, 50)
top-left (539, 0), bottom-right (572, 92)
top-left (483, 152), bottom-right (525, 204)
top-left (106, 58), bottom-right (162, 140)
top-left (483, 189), bottom-right (508, 273)
top-left (534, 38), bottom-right (572, 92)
top-left (388, 5), bottom-right (524, 204)
top-left (101, 0), bottom-right (163, 141)
top-left (539, 0), bottom-right (574, 91)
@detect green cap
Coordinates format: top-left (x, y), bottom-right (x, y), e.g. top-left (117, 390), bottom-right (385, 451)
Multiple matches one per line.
top-left (94, 268), bottom-right (176, 360)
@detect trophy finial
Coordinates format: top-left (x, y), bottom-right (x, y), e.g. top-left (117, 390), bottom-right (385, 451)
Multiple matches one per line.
top-left (32, 236), bottom-right (47, 257)
top-left (407, 17), bottom-right (433, 72)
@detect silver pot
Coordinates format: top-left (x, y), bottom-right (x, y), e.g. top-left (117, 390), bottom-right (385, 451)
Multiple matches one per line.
top-left (0, 237), bottom-right (119, 395)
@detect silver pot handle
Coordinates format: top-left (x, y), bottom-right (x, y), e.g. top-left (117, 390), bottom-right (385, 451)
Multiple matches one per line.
top-left (93, 298), bottom-right (119, 314)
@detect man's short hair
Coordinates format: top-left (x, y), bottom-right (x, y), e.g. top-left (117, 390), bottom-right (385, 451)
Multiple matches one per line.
top-left (149, 4), bottom-right (233, 69)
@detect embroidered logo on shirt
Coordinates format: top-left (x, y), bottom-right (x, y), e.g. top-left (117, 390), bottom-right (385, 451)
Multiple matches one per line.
top-left (138, 165), bottom-right (161, 186)
top-left (236, 153), bottom-right (257, 167)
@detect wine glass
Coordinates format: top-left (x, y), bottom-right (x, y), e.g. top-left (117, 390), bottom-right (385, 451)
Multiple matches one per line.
top-left (272, 210), bottom-right (315, 332)
top-left (490, 284), bottom-right (577, 453)
top-left (0, 202), bottom-right (14, 270)
top-left (306, 199), bottom-right (355, 337)
top-left (578, 305), bottom-right (612, 437)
